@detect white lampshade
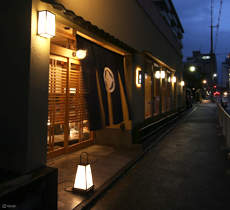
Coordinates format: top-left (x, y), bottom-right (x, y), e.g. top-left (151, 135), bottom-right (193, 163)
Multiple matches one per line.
top-left (38, 10), bottom-right (55, 38)
top-left (73, 152), bottom-right (94, 192)
top-left (74, 164), bottom-right (93, 191)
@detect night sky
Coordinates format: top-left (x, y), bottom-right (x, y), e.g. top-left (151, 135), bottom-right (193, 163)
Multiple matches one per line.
top-left (173, 0), bottom-right (230, 73)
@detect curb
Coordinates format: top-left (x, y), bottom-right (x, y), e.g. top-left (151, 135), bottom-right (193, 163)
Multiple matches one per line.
top-left (73, 106), bottom-right (197, 210)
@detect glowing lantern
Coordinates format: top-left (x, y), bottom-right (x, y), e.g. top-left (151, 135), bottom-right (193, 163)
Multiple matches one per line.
top-left (172, 76), bottom-right (176, 83)
top-left (160, 71), bottom-right (165, 79)
top-left (73, 152), bottom-right (94, 192)
top-left (76, 49), bottom-right (87, 59)
top-left (168, 76), bottom-right (171, 83)
top-left (180, 81), bottom-right (185, 86)
top-left (136, 67), bottom-right (142, 87)
top-left (37, 10), bottom-right (55, 38)
top-left (155, 71), bottom-right (161, 79)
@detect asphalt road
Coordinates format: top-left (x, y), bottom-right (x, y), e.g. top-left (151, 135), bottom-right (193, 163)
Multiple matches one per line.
top-left (89, 102), bottom-right (230, 210)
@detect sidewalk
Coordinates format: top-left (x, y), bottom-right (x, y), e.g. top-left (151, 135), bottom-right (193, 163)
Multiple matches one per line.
top-left (86, 101), bottom-right (230, 210)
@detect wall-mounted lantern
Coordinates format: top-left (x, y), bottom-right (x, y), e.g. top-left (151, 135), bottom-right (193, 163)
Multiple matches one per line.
top-left (160, 71), bottom-right (165, 79)
top-left (172, 76), bottom-right (176, 83)
top-left (155, 71), bottom-right (161, 79)
top-left (155, 71), bottom-right (165, 79)
top-left (180, 81), bottom-right (185, 86)
top-left (136, 67), bottom-right (142, 87)
top-left (37, 10), bottom-right (55, 38)
top-left (168, 76), bottom-right (171, 83)
top-left (73, 152), bottom-right (94, 192)
top-left (76, 49), bottom-right (87, 59)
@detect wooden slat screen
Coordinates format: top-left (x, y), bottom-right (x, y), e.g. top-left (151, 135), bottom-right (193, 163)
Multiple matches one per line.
top-left (48, 58), bottom-right (67, 125)
top-left (47, 55), bottom-right (90, 154)
top-left (68, 63), bottom-right (88, 123)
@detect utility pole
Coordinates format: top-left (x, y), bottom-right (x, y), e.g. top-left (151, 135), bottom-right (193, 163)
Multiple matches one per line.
top-left (210, 0), bottom-right (214, 55)
top-left (210, 0), bottom-right (215, 88)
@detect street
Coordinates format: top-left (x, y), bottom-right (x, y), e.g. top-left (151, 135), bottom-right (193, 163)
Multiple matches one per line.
top-left (89, 102), bottom-right (230, 210)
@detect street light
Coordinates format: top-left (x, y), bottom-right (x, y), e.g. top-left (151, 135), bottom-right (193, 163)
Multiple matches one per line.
top-left (202, 79), bottom-right (207, 84)
top-left (189, 66), bottom-right (196, 72)
top-left (213, 73), bottom-right (217, 77)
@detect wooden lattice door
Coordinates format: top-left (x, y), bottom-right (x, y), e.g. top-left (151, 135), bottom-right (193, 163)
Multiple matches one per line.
top-left (47, 55), bottom-right (91, 157)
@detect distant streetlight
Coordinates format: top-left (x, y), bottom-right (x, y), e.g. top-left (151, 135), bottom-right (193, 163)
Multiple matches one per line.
top-left (202, 79), bottom-right (207, 84)
top-left (213, 73), bottom-right (217, 77)
top-left (189, 66), bottom-right (196, 72)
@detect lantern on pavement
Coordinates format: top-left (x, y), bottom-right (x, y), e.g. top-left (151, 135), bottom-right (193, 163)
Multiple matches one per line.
top-left (73, 152), bottom-right (94, 192)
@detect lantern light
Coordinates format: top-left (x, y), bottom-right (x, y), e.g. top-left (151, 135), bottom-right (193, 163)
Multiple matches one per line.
top-left (73, 152), bottom-right (94, 192)
top-left (160, 71), bottom-right (165, 79)
top-left (37, 10), bottom-right (55, 38)
top-left (172, 76), bottom-right (176, 83)
top-left (168, 76), bottom-right (171, 83)
top-left (180, 81), bottom-right (185, 86)
top-left (136, 67), bottom-right (142, 87)
top-left (76, 49), bottom-right (87, 59)
top-left (155, 71), bottom-right (161, 79)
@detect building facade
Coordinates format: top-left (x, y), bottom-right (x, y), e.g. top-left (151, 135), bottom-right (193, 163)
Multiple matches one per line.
top-left (1, 0), bottom-right (184, 207)
top-left (219, 55), bottom-right (230, 89)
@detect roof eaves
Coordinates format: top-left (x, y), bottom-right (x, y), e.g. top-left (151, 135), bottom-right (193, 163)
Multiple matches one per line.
top-left (41, 0), bottom-right (137, 54)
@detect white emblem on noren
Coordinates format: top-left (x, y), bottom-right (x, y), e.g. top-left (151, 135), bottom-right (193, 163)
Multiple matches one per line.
top-left (103, 67), bottom-right (115, 93)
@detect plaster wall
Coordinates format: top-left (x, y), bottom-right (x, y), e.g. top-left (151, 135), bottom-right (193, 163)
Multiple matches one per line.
top-left (58, 0), bottom-right (183, 71)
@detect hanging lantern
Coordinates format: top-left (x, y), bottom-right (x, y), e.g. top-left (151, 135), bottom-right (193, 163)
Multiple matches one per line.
top-left (73, 152), bottom-right (94, 192)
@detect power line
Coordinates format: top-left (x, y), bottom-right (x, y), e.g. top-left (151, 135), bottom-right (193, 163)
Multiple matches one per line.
top-left (214, 0), bottom-right (223, 52)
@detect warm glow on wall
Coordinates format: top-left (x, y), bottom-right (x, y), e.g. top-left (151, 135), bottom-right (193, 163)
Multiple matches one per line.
top-left (136, 67), bottom-right (142, 87)
top-left (38, 10), bottom-right (55, 38)
top-left (76, 49), bottom-right (87, 59)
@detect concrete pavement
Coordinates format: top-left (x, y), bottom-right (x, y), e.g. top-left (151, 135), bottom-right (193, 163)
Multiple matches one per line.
top-left (89, 102), bottom-right (230, 210)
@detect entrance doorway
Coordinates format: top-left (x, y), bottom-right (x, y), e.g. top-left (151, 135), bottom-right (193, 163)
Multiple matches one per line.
top-left (47, 51), bottom-right (93, 158)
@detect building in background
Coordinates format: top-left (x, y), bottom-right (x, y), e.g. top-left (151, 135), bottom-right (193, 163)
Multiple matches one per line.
top-left (1, 0), bottom-right (184, 208)
top-left (184, 51), bottom-right (217, 90)
top-left (220, 55), bottom-right (230, 89)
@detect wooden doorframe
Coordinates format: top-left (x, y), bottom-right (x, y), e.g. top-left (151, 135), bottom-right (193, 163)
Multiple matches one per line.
top-left (47, 44), bottom-right (94, 160)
